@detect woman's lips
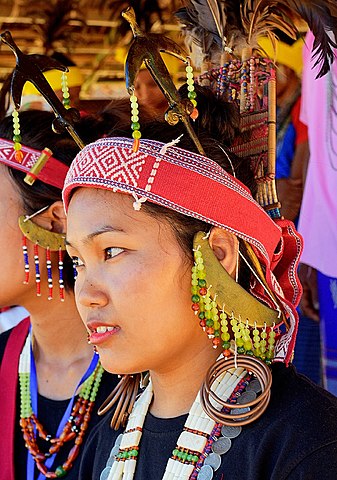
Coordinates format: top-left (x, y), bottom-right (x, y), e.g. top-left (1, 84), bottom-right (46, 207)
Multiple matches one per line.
top-left (87, 323), bottom-right (120, 345)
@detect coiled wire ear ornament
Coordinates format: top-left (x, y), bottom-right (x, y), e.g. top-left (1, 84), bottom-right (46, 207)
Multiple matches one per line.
top-left (98, 374), bottom-right (141, 431)
top-left (200, 355), bottom-right (272, 426)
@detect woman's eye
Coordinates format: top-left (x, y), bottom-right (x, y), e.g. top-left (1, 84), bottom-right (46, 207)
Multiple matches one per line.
top-left (72, 256), bottom-right (84, 268)
top-left (105, 247), bottom-right (124, 260)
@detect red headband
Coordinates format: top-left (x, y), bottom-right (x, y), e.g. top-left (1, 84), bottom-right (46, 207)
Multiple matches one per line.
top-left (63, 137), bottom-right (303, 363)
top-left (0, 138), bottom-right (68, 189)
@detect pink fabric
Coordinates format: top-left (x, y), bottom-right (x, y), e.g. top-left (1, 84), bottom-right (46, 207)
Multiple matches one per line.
top-left (298, 32), bottom-right (337, 277)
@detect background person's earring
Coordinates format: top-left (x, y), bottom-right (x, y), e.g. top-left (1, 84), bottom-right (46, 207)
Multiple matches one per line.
top-left (19, 213), bottom-right (66, 300)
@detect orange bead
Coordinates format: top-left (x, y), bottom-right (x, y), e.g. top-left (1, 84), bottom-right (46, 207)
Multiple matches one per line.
top-left (190, 108), bottom-right (199, 120)
top-left (223, 349), bottom-right (231, 357)
top-left (15, 150), bottom-right (24, 163)
top-left (132, 138), bottom-right (140, 152)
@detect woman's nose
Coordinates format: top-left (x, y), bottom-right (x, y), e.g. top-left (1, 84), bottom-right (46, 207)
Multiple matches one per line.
top-left (76, 278), bottom-right (109, 308)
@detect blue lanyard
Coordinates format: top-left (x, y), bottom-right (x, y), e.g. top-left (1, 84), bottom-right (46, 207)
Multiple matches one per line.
top-left (26, 330), bottom-right (99, 480)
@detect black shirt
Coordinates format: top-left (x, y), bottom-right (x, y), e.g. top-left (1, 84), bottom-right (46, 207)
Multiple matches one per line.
top-left (79, 364), bottom-right (337, 480)
top-left (0, 326), bottom-right (119, 480)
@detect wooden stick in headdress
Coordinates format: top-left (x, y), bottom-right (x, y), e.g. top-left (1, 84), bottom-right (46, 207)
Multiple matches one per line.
top-left (122, 7), bottom-right (205, 155)
top-left (0, 31), bottom-right (85, 150)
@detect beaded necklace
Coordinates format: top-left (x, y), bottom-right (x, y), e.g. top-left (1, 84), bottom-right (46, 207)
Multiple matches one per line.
top-left (18, 331), bottom-right (104, 479)
top-left (103, 366), bottom-right (254, 480)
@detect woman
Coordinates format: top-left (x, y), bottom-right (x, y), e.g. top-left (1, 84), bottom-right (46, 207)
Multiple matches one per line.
top-left (0, 110), bottom-right (118, 479)
top-left (63, 119), bottom-right (337, 479)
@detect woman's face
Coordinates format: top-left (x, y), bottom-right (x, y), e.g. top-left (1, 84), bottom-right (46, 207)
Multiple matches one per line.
top-left (0, 165), bottom-right (37, 307)
top-left (66, 188), bottom-right (211, 375)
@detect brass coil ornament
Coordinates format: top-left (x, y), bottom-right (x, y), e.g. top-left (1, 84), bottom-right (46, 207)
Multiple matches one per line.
top-left (200, 355), bottom-right (272, 426)
top-left (98, 374), bottom-right (141, 430)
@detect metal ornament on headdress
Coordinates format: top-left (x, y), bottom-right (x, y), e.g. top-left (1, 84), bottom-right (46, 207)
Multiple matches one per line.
top-left (0, 31), bottom-right (85, 150)
top-left (122, 6), bottom-right (205, 155)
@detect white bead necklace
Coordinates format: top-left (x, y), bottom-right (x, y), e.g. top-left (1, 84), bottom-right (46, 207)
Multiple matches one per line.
top-left (104, 366), bottom-right (248, 480)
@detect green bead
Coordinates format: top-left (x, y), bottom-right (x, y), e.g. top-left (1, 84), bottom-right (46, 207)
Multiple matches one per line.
top-left (222, 341), bottom-right (231, 349)
top-left (187, 78), bottom-right (194, 86)
top-left (206, 319), bottom-right (214, 327)
top-left (180, 452), bottom-right (188, 460)
top-left (198, 279), bottom-right (206, 287)
top-left (188, 90), bottom-right (197, 99)
top-left (63, 91), bottom-right (70, 99)
top-left (187, 454), bottom-right (193, 462)
top-left (192, 455), bottom-right (199, 463)
top-left (194, 250), bottom-right (202, 258)
top-left (173, 449), bottom-right (180, 457)
top-left (131, 122), bottom-right (140, 131)
top-left (132, 130), bottom-right (141, 139)
top-left (63, 98), bottom-right (71, 106)
top-left (13, 134), bottom-right (21, 142)
top-left (237, 346), bottom-right (245, 354)
top-left (55, 466), bottom-right (67, 477)
top-left (261, 331), bottom-right (267, 339)
top-left (131, 449), bottom-right (138, 456)
top-left (191, 286), bottom-right (198, 294)
top-left (192, 294), bottom-right (200, 303)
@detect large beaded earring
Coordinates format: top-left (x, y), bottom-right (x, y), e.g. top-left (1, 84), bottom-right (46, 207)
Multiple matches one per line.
top-left (18, 211), bottom-right (66, 301)
top-left (191, 231), bottom-right (277, 426)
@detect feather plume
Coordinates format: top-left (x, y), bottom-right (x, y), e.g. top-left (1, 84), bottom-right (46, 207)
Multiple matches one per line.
top-left (176, 0), bottom-right (337, 76)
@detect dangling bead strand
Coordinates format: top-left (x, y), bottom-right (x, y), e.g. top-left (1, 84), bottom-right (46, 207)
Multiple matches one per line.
top-left (129, 88), bottom-right (141, 152)
top-left (12, 109), bottom-right (23, 162)
top-left (61, 72), bottom-right (71, 109)
top-left (34, 244), bottom-right (41, 296)
top-left (22, 235), bottom-right (30, 284)
top-left (46, 247), bottom-right (53, 300)
top-left (58, 248), bottom-right (65, 302)
top-left (186, 58), bottom-right (198, 120)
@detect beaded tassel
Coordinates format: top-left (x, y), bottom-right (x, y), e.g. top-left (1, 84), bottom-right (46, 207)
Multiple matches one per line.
top-left (130, 88), bottom-right (141, 152)
top-left (58, 248), bottom-right (65, 301)
top-left (61, 72), bottom-right (71, 109)
top-left (22, 235), bottom-right (29, 284)
top-left (12, 109), bottom-right (23, 162)
top-left (33, 244), bottom-right (41, 296)
top-left (46, 247), bottom-right (53, 300)
top-left (73, 260), bottom-right (78, 281)
top-left (186, 59), bottom-right (198, 120)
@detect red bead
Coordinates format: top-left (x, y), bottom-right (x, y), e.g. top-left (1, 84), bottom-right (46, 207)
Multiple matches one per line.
top-left (199, 319), bottom-right (206, 328)
top-left (199, 287), bottom-right (207, 296)
top-left (192, 303), bottom-right (200, 311)
top-left (212, 337), bottom-right (221, 347)
top-left (223, 349), bottom-right (231, 357)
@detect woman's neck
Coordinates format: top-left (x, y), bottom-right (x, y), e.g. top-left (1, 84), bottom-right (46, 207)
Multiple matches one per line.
top-left (149, 342), bottom-right (218, 419)
top-left (24, 291), bottom-right (95, 399)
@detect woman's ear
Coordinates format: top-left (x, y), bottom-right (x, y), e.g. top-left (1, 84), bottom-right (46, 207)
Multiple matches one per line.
top-left (208, 227), bottom-right (238, 278)
top-left (33, 201), bottom-right (67, 234)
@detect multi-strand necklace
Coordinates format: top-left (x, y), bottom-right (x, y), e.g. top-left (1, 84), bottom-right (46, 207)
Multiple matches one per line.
top-left (18, 330), bottom-right (104, 479)
top-left (103, 366), bottom-right (255, 480)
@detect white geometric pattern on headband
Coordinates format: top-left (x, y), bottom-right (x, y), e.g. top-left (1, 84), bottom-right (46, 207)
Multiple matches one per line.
top-left (0, 139), bottom-right (39, 169)
top-left (74, 144), bottom-right (147, 187)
